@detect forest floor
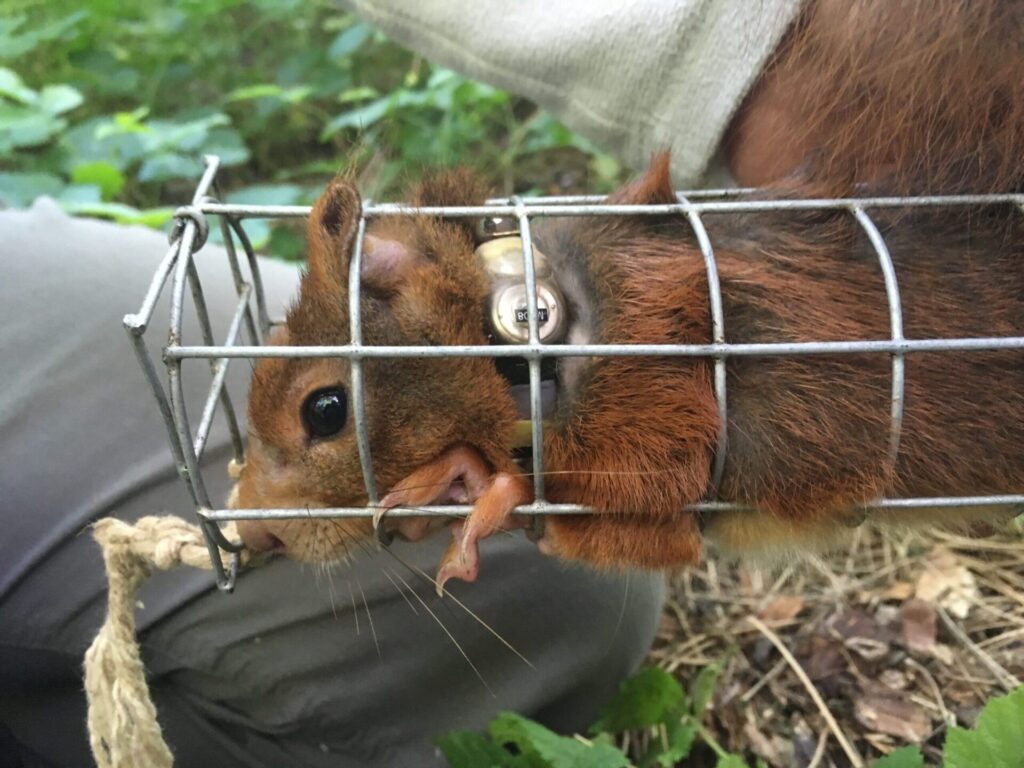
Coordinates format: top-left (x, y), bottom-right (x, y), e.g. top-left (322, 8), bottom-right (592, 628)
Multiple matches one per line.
top-left (645, 523), bottom-right (1024, 767)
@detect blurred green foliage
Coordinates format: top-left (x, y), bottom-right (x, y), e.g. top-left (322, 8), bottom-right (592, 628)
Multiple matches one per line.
top-left (0, 0), bottom-right (622, 258)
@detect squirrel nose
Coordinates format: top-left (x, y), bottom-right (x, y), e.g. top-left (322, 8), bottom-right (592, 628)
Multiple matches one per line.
top-left (236, 520), bottom-right (285, 553)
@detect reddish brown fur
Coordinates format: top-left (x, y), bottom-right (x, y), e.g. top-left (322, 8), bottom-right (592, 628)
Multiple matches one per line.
top-left (728, 0), bottom-right (1024, 192)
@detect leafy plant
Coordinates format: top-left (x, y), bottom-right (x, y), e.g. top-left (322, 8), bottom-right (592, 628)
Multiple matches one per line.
top-left (0, 1), bottom-right (623, 260)
top-left (436, 667), bottom-right (1024, 768)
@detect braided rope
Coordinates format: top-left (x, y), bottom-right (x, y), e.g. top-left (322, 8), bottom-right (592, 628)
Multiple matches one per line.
top-left (83, 515), bottom-right (261, 767)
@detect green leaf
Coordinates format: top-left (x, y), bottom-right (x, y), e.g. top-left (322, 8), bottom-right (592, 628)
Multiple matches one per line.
top-left (0, 171), bottom-right (64, 207)
top-left (59, 200), bottom-right (174, 228)
top-left (226, 84), bottom-right (285, 101)
top-left (871, 745), bottom-right (924, 768)
top-left (267, 225), bottom-right (305, 261)
top-left (0, 12), bottom-right (85, 60)
top-left (57, 184), bottom-right (102, 204)
top-left (489, 712), bottom-right (629, 768)
top-left (591, 668), bottom-right (686, 733)
top-left (328, 22), bottom-right (373, 60)
top-left (36, 84), bottom-right (83, 115)
top-left (337, 86), bottom-right (379, 104)
top-left (202, 127), bottom-right (250, 166)
top-left (106, 108), bottom-right (151, 135)
top-left (0, 103), bottom-right (65, 148)
top-left (138, 152), bottom-right (203, 182)
top-left (640, 720), bottom-right (697, 768)
top-left (226, 184), bottom-right (303, 206)
top-left (691, 661), bottom-right (725, 719)
top-left (715, 755), bottom-right (749, 768)
top-left (0, 67), bottom-right (35, 103)
top-left (435, 731), bottom-right (514, 768)
top-left (321, 96), bottom-right (393, 138)
top-left (71, 162), bottom-right (125, 201)
top-left (944, 686), bottom-right (1024, 768)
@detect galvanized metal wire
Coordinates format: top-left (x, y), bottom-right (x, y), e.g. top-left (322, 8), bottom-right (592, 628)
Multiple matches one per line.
top-left (127, 155), bottom-right (1024, 590)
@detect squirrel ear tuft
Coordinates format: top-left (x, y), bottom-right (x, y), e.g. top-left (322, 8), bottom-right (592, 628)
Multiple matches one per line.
top-left (608, 152), bottom-right (677, 206)
top-left (307, 177), bottom-right (362, 287)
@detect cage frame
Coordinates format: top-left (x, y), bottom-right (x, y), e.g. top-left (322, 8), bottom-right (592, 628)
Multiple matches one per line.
top-left (125, 155), bottom-right (1024, 592)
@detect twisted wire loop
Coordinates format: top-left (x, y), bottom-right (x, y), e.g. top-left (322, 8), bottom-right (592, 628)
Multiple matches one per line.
top-left (168, 205), bottom-right (210, 250)
top-left (84, 515), bottom-right (265, 768)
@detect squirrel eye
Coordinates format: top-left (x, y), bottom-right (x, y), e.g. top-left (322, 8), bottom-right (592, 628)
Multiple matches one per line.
top-left (302, 387), bottom-right (348, 440)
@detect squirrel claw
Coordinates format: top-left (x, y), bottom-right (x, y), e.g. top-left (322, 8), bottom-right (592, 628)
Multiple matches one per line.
top-left (435, 523), bottom-right (480, 596)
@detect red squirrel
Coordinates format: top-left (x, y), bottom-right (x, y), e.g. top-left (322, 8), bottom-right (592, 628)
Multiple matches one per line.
top-left (234, 0), bottom-right (1024, 588)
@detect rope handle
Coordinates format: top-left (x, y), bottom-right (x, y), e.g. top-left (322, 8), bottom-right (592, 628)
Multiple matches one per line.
top-left (83, 515), bottom-right (262, 768)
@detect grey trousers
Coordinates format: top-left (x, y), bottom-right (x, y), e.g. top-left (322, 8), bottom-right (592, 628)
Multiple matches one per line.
top-left (0, 199), bottom-right (664, 768)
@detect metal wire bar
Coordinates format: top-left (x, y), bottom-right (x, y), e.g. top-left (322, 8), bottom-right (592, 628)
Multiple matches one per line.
top-left (851, 206), bottom-right (907, 466)
top-left (202, 494), bottom-right (1024, 522)
top-left (215, 209), bottom-right (261, 347)
top-left (199, 192), bottom-right (1024, 221)
top-left (225, 216), bottom-right (273, 338)
top-left (193, 284), bottom-right (252, 460)
top-left (511, 197), bottom-right (547, 502)
top-left (166, 335), bottom-right (1024, 360)
top-left (678, 196), bottom-right (728, 495)
top-left (347, 212), bottom-right (380, 508)
top-left (165, 223), bottom-right (239, 590)
top-left (485, 187), bottom-right (754, 205)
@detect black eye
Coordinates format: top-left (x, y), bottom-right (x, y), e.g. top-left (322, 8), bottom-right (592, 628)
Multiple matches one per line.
top-left (302, 387), bottom-right (348, 440)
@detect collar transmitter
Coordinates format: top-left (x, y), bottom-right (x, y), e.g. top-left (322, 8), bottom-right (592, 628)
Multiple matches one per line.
top-left (475, 216), bottom-right (567, 346)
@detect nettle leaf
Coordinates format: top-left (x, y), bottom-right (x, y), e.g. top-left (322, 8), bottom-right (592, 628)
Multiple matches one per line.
top-left (328, 22), bottom-right (373, 60)
top-left (36, 84), bottom-right (83, 115)
top-left (202, 127), bottom-right (250, 166)
top-left (591, 668), bottom-right (686, 733)
top-left (0, 67), bottom-right (36, 103)
top-left (226, 83), bottom-right (285, 101)
top-left (321, 96), bottom-right (392, 138)
top-left (944, 686), bottom-right (1024, 768)
top-left (226, 183), bottom-right (303, 206)
top-left (138, 151), bottom-right (203, 182)
top-left (144, 113), bottom-right (230, 153)
top-left (0, 171), bottom-right (64, 207)
top-left (0, 103), bottom-right (65, 148)
top-left (57, 184), bottom-right (102, 204)
top-left (489, 712), bottom-right (629, 768)
top-left (71, 162), bottom-right (125, 201)
top-left (871, 745), bottom-right (924, 768)
top-left (338, 86), bottom-right (379, 105)
top-left (715, 755), bottom-right (749, 768)
top-left (0, 12), bottom-right (85, 60)
top-left (691, 661), bottom-right (725, 719)
top-left (60, 118), bottom-right (146, 172)
top-left (435, 731), bottom-right (514, 768)
top-left (60, 200), bottom-right (174, 228)
top-left (641, 720), bottom-right (697, 768)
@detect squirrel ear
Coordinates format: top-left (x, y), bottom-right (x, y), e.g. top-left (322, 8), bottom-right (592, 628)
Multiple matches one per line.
top-left (607, 152), bottom-right (677, 206)
top-left (307, 177), bottom-right (362, 287)
top-left (360, 235), bottom-right (423, 292)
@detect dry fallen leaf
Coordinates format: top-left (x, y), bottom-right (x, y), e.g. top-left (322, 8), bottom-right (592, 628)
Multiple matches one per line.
top-left (879, 669), bottom-right (909, 690)
top-left (854, 693), bottom-right (931, 742)
top-left (914, 545), bottom-right (979, 619)
top-left (758, 595), bottom-right (805, 623)
top-left (881, 581), bottom-right (915, 601)
top-left (900, 598), bottom-right (938, 654)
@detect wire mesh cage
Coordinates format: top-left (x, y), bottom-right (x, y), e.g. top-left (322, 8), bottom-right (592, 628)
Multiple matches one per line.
top-left (126, 155), bottom-right (1024, 592)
